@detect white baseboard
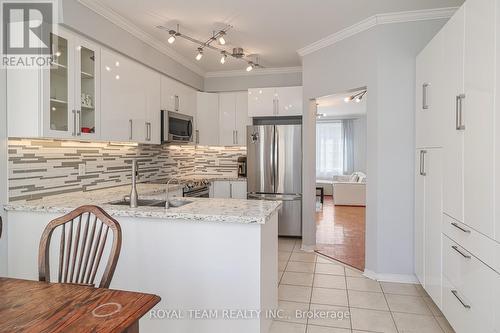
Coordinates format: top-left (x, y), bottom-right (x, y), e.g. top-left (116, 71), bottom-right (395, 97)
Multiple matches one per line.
top-left (363, 269), bottom-right (419, 284)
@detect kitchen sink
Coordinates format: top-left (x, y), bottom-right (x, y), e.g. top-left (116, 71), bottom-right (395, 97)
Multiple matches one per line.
top-left (107, 198), bottom-right (193, 208)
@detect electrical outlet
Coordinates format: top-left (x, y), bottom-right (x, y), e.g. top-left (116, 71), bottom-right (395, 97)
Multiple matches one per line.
top-left (78, 163), bottom-right (86, 176)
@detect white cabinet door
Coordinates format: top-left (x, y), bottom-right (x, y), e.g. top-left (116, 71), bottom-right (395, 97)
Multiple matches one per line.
top-left (423, 148), bottom-right (443, 308)
top-left (463, 0), bottom-right (496, 238)
top-left (160, 75), bottom-right (177, 112)
top-left (196, 92), bottom-right (219, 145)
top-left (415, 32), bottom-right (444, 149)
top-left (442, 6), bottom-right (465, 224)
top-left (230, 181), bottom-right (247, 199)
top-left (235, 92), bottom-right (251, 146)
top-left (144, 69), bottom-right (161, 144)
top-left (248, 88), bottom-right (276, 117)
top-left (219, 93), bottom-right (237, 146)
top-left (276, 86), bottom-right (303, 116)
top-left (415, 149), bottom-right (426, 285)
top-left (212, 181), bottom-right (231, 198)
top-left (101, 50), bottom-right (147, 142)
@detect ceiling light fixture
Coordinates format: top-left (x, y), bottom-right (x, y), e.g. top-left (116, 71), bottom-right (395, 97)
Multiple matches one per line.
top-left (157, 24), bottom-right (262, 72)
top-left (344, 90), bottom-right (367, 103)
top-left (168, 30), bottom-right (176, 44)
top-left (195, 48), bottom-right (203, 61)
top-left (220, 51), bottom-right (227, 64)
top-left (218, 31), bottom-right (226, 45)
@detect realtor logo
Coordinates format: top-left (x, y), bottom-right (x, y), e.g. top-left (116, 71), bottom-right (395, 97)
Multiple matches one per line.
top-left (2, 1), bottom-right (52, 55)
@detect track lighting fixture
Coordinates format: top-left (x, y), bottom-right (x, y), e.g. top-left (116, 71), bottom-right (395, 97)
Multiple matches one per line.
top-left (195, 48), bottom-right (203, 61)
top-left (168, 30), bottom-right (176, 44)
top-left (218, 31), bottom-right (226, 45)
top-left (344, 90), bottom-right (367, 103)
top-left (220, 51), bottom-right (227, 64)
top-left (157, 24), bottom-right (262, 72)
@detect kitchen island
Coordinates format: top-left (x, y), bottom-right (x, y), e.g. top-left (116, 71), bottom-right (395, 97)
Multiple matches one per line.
top-left (3, 184), bottom-right (280, 333)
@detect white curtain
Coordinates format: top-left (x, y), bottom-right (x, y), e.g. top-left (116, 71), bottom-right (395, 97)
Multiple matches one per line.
top-left (316, 121), bottom-right (343, 180)
top-left (342, 119), bottom-right (355, 175)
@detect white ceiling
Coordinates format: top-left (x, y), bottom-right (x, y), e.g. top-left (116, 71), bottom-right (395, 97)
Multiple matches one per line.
top-left (317, 91), bottom-right (366, 118)
top-left (91, 0), bottom-right (463, 72)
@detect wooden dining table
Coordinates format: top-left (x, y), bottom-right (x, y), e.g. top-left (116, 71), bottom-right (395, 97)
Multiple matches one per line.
top-left (0, 277), bottom-right (161, 333)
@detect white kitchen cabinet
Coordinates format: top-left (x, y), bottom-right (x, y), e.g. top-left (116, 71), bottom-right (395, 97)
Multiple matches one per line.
top-left (248, 86), bottom-right (302, 117)
top-left (462, 0), bottom-right (496, 238)
top-left (415, 148), bottom-right (443, 307)
top-left (442, 6), bottom-right (465, 225)
top-left (196, 92), bottom-right (219, 145)
top-left (210, 180), bottom-right (247, 199)
top-left (275, 86), bottom-right (303, 116)
top-left (248, 88), bottom-right (276, 117)
top-left (8, 28), bottom-right (101, 139)
top-left (160, 76), bottom-right (196, 116)
top-left (218, 92), bottom-right (251, 146)
top-left (415, 30), bottom-right (444, 149)
top-left (101, 49), bottom-right (160, 144)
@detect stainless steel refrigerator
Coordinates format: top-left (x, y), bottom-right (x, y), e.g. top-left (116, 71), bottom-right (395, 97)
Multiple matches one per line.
top-left (247, 124), bottom-right (302, 236)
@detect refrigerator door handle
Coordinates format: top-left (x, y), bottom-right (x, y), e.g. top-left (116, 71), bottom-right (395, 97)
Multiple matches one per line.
top-left (274, 127), bottom-right (279, 193)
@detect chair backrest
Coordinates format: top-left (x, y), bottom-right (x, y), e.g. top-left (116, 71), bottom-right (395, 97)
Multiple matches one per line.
top-left (38, 205), bottom-right (122, 288)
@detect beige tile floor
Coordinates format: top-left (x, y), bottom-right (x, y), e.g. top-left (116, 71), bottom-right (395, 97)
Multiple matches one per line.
top-left (273, 237), bottom-right (455, 333)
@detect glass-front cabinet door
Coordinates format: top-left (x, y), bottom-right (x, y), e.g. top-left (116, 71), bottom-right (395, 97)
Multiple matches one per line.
top-left (45, 29), bottom-right (74, 137)
top-left (75, 39), bottom-right (100, 139)
top-left (43, 28), bottom-right (100, 139)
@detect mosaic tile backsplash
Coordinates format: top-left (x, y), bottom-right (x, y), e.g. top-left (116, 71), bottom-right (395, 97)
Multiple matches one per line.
top-left (8, 139), bottom-right (246, 201)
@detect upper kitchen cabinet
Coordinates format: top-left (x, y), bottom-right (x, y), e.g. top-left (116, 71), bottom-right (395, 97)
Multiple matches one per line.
top-left (248, 86), bottom-right (303, 117)
top-left (101, 49), bottom-right (161, 144)
top-left (219, 92), bottom-right (251, 146)
top-left (8, 28), bottom-right (101, 139)
top-left (160, 75), bottom-right (196, 117)
top-left (196, 92), bottom-right (219, 146)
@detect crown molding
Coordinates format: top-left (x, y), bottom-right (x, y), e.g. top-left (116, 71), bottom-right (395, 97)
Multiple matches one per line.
top-left (78, 0), bottom-right (206, 76)
top-left (297, 7), bottom-right (458, 57)
top-left (204, 66), bottom-right (302, 78)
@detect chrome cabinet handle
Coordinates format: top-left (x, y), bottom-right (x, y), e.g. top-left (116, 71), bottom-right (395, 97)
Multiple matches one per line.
top-left (129, 119), bottom-right (133, 140)
top-left (0, 216), bottom-right (2, 239)
top-left (195, 130), bottom-right (200, 144)
top-left (174, 95), bottom-right (179, 111)
top-left (451, 290), bottom-right (471, 309)
top-left (456, 94), bottom-right (466, 130)
top-left (419, 150), bottom-right (427, 176)
top-left (452, 245), bottom-right (471, 259)
top-left (422, 83), bottom-right (430, 109)
top-left (145, 122), bottom-right (151, 141)
top-left (235, 130), bottom-right (238, 144)
top-left (77, 110), bottom-right (82, 136)
top-left (72, 110), bottom-right (77, 136)
top-left (451, 222), bottom-right (471, 234)
top-left (229, 183), bottom-right (233, 198)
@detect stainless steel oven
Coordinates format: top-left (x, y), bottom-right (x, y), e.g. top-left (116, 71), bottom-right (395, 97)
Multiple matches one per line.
top-left (161, 110), bottom-right (193, 143)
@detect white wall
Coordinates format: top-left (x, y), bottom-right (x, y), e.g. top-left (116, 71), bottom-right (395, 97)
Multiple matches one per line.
top-left (0, 68), bottom-right (7, 276)
top-left (302, 19), bottom-right (447, 278)
top-left (353, 116), bottom-right (367, 173)
top-left (60, 0), bottom-right (204, 90)
top-left (204, 71), bottom-right (302, 92)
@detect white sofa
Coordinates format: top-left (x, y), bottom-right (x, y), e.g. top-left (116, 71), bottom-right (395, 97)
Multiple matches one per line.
top-left (332, 172), bottom-right (366, 206)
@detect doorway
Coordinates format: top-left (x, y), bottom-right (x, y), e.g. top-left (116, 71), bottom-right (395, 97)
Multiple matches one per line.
top-left (313, 89), bottom-right (367, 271)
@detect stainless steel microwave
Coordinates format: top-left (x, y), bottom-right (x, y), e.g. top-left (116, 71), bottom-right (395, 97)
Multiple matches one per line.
top-left (161, 110), bottom-right (193, 143)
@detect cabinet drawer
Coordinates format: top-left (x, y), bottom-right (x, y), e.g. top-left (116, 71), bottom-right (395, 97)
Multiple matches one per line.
top-left (442, 236), bottom-right (497, 332)
top-left (442, 214), bottom-right (500, 274)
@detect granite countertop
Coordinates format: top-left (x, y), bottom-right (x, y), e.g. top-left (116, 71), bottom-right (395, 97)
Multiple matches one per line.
top-left (4, 184), bottom-right (280, 225)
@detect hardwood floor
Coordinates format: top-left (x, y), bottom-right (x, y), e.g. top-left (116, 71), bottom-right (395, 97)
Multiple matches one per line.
top-left (315, 196), bottom-right (366, 271)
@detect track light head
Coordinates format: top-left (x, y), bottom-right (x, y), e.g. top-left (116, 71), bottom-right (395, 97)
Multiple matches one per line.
top-left (168, 30), bottom-right (176, 44)
top-left (344, 96), bottom-right (352, 103)
top-left (246, 62), bottom-right (255, 72)
top-left (220, 51), bottom-right (227, 64)
top-left (195, 48), bottom-right (203, 61)
top-left (218, 31), bottom-right (226, 45)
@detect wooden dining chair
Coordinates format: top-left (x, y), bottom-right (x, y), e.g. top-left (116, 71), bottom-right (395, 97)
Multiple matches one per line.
top-left (38, 205), bottom-right (122, 288)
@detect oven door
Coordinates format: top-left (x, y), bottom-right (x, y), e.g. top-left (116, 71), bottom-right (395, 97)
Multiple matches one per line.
top-left (162, 111), bottom-right (193, 143)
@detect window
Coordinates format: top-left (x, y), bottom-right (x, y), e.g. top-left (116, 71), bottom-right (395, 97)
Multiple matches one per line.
top-left (316, 121), bottom-right (343, 180)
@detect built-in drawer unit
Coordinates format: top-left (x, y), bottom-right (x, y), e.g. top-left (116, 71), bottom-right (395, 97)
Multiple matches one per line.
top-left (442, 213), bottom-right (500, 274)
top-left (442, 235), bottom-right (499, 333)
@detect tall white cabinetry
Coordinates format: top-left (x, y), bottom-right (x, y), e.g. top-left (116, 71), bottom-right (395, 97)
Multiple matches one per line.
top-left (248, 86), bottom-right (303, 117)
top-left (101, 49), bottom-right (161, 144)
top-left (416, 0), bottom-right (500, 331)
top-left (219, 92), bottom-right (250, 146)
top-left (8, 27), bottom-right (101, 140)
